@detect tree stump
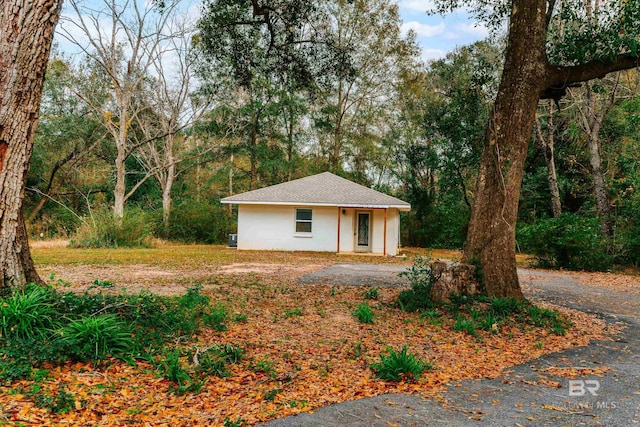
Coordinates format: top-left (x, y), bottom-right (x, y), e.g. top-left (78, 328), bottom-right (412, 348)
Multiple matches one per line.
top-left (429, 261), bottom-right (479, 304)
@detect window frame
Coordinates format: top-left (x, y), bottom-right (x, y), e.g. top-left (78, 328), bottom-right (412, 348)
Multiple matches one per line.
top-left (294, 208), bottom-right (313, 235)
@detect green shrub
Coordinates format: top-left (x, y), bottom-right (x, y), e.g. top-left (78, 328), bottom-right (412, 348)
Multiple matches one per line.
top-left (69, 208), bottom-right (153, 248)
top-left (204, 304), bottom-right (229, 332)
top-left (251, 356), bottom-right (274, 375)
top-left (398, 255), bottom-right (435, 312)
top-left (57, 314), bottom-right (133, 361)
top-left (517, 213), bottom-right (613, 271)
top-left (452, 315), bottom-right (477, 336)
top-left (364, 288), bottom-right (379, 300)
top-left (490, 297), bottom-right (525, 318)
top-left (196, 351), bottom-right (228, 378)
top-left (160, 199), bottom-right (234, 244)
top-left (32, 388), bottom-right (75, 414)
top-left (209, 343), bottom-right (244, 364)
top-left (352, 303), bottom-right (374, 324)
top-left (525, 305), bottom-right (570, 334)
top-left (0, 285), bottom-right (57, 339)
top-left (370, 346), bottom-right (431, 382)
top-left (159, 350), bottom-right (206, 394)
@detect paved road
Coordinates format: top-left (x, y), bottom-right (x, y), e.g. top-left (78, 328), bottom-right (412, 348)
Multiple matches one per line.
top-left (263, 265), bottom-right (640, 427)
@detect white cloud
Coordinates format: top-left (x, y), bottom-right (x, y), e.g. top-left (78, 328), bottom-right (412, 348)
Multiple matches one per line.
top-left (398, 0), bottom-right (438, 13)
top-left (420, 48), bottom-right (446, 63)
top-left (454, 22), bottom-right (490, 38)
top-left (401, 21), bottom-right (446, 38)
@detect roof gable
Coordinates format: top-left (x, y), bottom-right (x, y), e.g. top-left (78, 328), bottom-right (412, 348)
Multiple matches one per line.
top-left (220, 172), bottom-right (410, 210)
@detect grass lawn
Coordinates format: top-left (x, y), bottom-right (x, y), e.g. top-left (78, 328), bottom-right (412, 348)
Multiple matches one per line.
top-left (0, 243), bottom-right (613, 426)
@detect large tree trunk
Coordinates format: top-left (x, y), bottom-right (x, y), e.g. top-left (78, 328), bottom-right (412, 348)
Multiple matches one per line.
top-left (0, 0), bottom-right (62, 289)
top-left (462, 0), bottom-right (548, 299)
top-left (458, 0), bottom-right (639, 298)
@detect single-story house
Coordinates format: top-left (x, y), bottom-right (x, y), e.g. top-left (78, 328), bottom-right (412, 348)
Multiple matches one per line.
top-left (220, 172), bottom-right (411, 256)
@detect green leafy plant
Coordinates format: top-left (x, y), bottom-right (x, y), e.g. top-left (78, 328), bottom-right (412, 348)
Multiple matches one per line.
top-left (420, 308), bottom-right (443, 326)
top-left (233, 313), bottom-right (248, 323)
top-left (284, 308), bottom-right (303, 318)
top-left (370, 346), bottom-right (431, 382)
top-left (57, 314), bottom-right (132, 361)
top-left (517, 213), bottom-right (613, 271)
top-left (204, 304), bottom-right (229, 332)
top-left (160, 350), bottom-right (192, 385)
top-left (196, 352), bottom-right (228, 378)
top-left (223, 417), bottom-right (246, 427)
top-left (397, 255), bottom-right (435, 312)
top-left (364, 288), bottom-right (379, 300)
top-left (352, 303), bottom-right (374, 324)
top-left (210, 343), bottom-right (244, 364)
top-left (0, 285), bottom-right (57, 339)
top-left (251, 356), bottom-right (274, 376)
top-left (490, 297), bottom-right (525, 319)
top-left (32, 388), bottom-right (75, 414)
top-left (262, 387), bottom-right (280, 401)
top-left (452, 315), bottom-right (477, 336)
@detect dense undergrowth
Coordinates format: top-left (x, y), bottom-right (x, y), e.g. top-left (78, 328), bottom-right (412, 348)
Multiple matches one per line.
top-left (0, 283), bottom-right (240, 399)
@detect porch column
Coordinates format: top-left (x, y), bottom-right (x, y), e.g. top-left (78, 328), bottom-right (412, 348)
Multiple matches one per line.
top-left (383, 208), bottom-right (387, 256)
top-left (337, 206), bottom-right (341, 253)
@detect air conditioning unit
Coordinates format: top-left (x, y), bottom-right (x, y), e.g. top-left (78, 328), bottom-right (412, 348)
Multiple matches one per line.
top-left (228, 234), bottom-right (238, 248)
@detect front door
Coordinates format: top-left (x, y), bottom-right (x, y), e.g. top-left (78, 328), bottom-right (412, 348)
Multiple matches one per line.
top-left (355, 211), bottom-right (371, 252)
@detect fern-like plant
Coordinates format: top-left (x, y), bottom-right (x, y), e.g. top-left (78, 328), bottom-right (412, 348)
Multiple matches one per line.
top-left (370, 346), bottom-right (431, 381)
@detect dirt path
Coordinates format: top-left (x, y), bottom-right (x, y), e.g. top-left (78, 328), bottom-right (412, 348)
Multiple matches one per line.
top-left (262, 267), bottom-right (640, 427)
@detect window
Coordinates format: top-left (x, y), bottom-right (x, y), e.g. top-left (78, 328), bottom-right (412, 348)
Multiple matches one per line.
top-left (295, 208), bottom-right (312, 233)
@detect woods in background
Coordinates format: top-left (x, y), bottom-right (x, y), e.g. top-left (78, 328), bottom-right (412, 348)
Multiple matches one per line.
top-left (23, 0), bottom-right (640, 273)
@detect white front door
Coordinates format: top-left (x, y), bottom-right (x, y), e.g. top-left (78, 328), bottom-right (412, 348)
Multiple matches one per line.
top-left (355, 211), bottom-right (371, 252)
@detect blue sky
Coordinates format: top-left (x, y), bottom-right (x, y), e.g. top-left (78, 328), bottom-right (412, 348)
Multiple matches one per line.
top-left (397, 0), bottom-right (488, 62)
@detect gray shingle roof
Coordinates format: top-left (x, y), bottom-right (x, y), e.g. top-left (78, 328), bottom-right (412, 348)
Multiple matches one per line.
top-left (221, 172), bottom-right (410, 210)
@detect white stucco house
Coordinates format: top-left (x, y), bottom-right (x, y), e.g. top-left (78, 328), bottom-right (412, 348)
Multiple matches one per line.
top-left (220, 172), bottom-right (411, 256)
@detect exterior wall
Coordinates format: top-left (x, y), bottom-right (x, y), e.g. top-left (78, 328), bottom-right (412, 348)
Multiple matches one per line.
top-left (338, 208), bottom-right (355, 253)
top-left (339, 208), bottom-right (400, 256)
top-left (237, 204), bottom-right (338, 252)
top-left (237, 204), bottom-right (403, 255)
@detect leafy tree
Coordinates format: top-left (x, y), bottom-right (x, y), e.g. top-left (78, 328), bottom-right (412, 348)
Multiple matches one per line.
top-left (432, 0), bottom-right (640, 298)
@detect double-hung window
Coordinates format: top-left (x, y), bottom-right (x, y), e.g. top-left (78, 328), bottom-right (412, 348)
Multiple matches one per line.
top-left (295, 208), bottom-right (312, 233)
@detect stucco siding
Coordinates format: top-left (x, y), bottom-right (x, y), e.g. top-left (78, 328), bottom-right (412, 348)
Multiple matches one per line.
top-left (237, 205), bottom-right (401, 255)
top-left (338, 208), bottom-right (355, 253)
top-left (237, 205), bottom-right (338, 251)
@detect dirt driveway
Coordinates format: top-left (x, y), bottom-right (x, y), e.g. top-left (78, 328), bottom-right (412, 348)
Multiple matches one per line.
top-left (263, 267), bottom-right (640, 427)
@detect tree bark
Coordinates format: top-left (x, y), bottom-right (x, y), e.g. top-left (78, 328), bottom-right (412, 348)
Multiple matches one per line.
top-left (452, 1), bottom-right (640, 297)
top-left (161, 134), bottom-right (175, 233)
top-left (0, 0), bottom-right (63, 289)
top-left (584, 80), bottom-right (615, 237)
top-left (462, 0), bottom-right (548, 299)
top-left (534, 101), bottom-right (562, 218)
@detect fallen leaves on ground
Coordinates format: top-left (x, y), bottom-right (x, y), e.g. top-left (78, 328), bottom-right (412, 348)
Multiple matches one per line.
top-left (0, 246), bottom-right (618, 426)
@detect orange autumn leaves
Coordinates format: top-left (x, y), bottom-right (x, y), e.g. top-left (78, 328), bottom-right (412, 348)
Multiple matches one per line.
top-left (1, 260), bottom-right (615, 426)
